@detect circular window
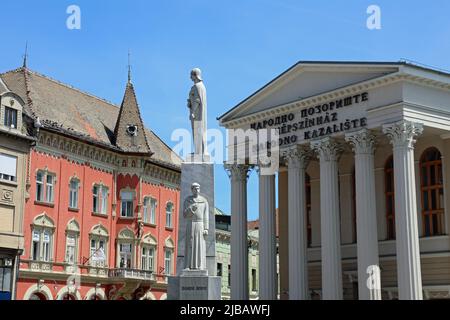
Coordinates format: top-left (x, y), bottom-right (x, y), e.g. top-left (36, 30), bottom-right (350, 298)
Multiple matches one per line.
top-left (126, 125), bottom-right (138, 136)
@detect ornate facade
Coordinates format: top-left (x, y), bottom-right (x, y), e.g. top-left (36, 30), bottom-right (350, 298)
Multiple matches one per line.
top-left (0, 66), bottom-right (181, 300)
top-left (220, 61), bottom-right (450, 300)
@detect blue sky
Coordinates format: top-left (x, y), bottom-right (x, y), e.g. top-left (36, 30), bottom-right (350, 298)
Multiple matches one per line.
top-left (2, 0), bottom-right (449, 220)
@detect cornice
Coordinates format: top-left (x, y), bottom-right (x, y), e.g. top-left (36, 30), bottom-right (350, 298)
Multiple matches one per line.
top-left (35, 131), bottom-right (181, 188)
top-left (220, 72), bottom-right (450, 129)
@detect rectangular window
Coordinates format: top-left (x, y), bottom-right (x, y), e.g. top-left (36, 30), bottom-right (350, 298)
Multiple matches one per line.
top-left (0, 154), bottom-right (17, 182)
top-left (148, 247), bottom-right (154, 272)
top-left (217, 263), bottom-right (223, 277)
top-left (93, 186), bottom-right (99, 213)
top-left (228, 265), bottom-right (231, 287)
top-left (141, 247), bottom-right (155, 272)
top-left (119, 243), bottom-right (132, 268)
top-left (32, 230), bottom-right (40, 260)
top-left (143, 198), bottom-right (149, 223)
top-left (101, 187), bottom-right (108, 214)
top-left (0, 259), bottom-right (12, 293)
top-left (36, 172), bottom-right (44, 202)
top-left (69, 180), bottom-right (79, 209)
top-left (121, 192), bottom-right (134, 218)
top-left (166, 203), bottom-right (173, 228)
top-left (150, 198), bottom-right (157, 225)
top-left (90, 239), bottom-right (97, 259)
top-left (252, 269), bottom-right (257, 292)
top-left (4, 107), bottom-right (17, 129)
top-left (45, 175), bottom-right (54, 203)
top-left (42, 230), bottom-right (51, 262)
top-left (164, 250), bottom-right (172, 275)
top-left (90, 238), bottom-right (107, 267)
top-left (65, 234), bottom-right (77, 264)
top-left (141, 247), bottom-right (148, 270)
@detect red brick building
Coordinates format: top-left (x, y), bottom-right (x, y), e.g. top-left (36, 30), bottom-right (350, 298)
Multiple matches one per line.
top-left (0, 66), bottom-right (181, 300)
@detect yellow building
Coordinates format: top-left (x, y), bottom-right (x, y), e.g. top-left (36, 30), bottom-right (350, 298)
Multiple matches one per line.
top-left (0, 77), bottom-right (35, 300)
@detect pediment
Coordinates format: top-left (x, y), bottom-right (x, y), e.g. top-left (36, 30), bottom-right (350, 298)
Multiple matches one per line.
top-left (219, 62), bottom-right (401, 124)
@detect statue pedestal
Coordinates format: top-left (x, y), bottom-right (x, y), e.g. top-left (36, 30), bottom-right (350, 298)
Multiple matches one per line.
top-left (167, 156), bottom-right (221, 300)
top-left (175, 159), bottom-right (217, 277)
top-left (168, 273), bottom-right (221, 300)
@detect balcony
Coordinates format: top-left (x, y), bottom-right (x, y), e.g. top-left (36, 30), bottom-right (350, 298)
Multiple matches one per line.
top-left (108, 268), bottom-right (155, 281)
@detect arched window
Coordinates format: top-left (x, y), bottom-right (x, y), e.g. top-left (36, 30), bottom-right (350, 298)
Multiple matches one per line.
top-left (420, 148), bottom-right (445, 237)
top-left (305, 174), bottom-right (312, 247)
top-left (166, 202), bottom-right (174, 228)
top-left (385, 156), bottom-right (395, 240)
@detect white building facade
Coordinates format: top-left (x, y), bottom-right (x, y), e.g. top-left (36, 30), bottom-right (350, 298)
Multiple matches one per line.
top-left (219, 61), bottom-right (450, 300)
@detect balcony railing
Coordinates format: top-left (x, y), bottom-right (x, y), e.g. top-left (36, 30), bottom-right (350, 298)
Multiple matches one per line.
top-left (109, 268), bottom-right (155, 281)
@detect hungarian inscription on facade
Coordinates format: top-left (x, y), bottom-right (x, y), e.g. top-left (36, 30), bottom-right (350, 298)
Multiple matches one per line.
top-left (250, 92), bottom-right (369, 147)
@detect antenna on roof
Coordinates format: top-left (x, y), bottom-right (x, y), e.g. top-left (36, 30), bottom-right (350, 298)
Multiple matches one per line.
top-left (128, 49), bottom-right (132, 83)
top-left (23, 41), bottom-right (29, 68)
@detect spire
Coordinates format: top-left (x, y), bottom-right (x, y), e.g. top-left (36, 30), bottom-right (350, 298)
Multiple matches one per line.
top-left (23, 41), bottom-right (29, 68)
top-left (127, 50), bottom-right (132, 83)
top-left (113, 78), bottom-right (151, 155)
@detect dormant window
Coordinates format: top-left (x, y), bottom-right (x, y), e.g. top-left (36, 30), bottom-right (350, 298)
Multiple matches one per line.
top-left (120, 191), bottom-right (134, 218)
top-left (0, 153), bottom-right (17, 183)
top-left (4, 107), bottom-right (17, 129)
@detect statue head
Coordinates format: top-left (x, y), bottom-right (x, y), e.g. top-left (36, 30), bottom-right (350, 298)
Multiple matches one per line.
top-left (190, 68), bottom-right (202, 82)
top-left (191, 182), bottom-right (201, 196)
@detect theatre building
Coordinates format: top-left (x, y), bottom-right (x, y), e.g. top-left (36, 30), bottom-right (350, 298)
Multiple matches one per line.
top-left (0, 65), bottom-right (181, 300)
top-left (220, 61), bottom-right (450, 300)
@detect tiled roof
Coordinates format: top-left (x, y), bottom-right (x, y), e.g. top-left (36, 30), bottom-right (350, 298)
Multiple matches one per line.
top-left (0, 67), bottom-right (181, 169)
top-left (114, 81), bottom-right (151, 154)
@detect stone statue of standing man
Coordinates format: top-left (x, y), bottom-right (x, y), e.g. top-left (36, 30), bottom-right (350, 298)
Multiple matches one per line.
top-left (187, 68), bottom-right (208, 159)
top-left (183, 183), bottom-right (209, 272)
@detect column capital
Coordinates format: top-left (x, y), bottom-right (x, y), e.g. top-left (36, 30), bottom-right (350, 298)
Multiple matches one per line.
top-left (310, 137), bottom-right (343, 162)
top-left (382, 121), bottom-right (423, 148)
top-left (281, 145), bottom-right (311, 169)
top-left (224, 163), bottom-right (253, 181)
top-left (345, 129), bottom-right (376, 155)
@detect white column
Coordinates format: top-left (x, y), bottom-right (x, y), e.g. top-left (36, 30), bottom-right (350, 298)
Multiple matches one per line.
top-left (225, 164), bottom-right (252, 300)
top-left (311, 137), bottom-right (343, 300)
top-left (282, 145), bottom-right (310, 300)
top-left (383, 120), bottom-right (424, 300)
top-left (258, 169), bottom-right (277, 300)
top-left (346, 129), bottom-right (381, 300)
